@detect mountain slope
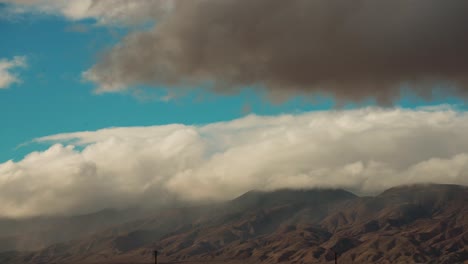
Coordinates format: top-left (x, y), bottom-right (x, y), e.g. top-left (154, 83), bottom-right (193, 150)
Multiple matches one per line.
top-left (0, 208), bottom-right (146, 252)
top-left (1, 184), bottom-right (467, 264)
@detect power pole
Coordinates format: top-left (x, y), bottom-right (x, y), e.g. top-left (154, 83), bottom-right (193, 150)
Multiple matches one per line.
top-left (153, 250), bottom-right (158, 264)
top-left (330, 249), bottom-right (338, 264)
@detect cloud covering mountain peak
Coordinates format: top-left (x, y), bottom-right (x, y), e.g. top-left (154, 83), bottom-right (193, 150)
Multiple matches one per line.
top-left (1, 107), bottom-right (468, 218)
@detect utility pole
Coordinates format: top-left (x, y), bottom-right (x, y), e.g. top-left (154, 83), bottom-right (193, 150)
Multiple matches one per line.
top-left (153, 250), bottom-right (158, 264)
top-left (330, 249), bottom-right (338, 264)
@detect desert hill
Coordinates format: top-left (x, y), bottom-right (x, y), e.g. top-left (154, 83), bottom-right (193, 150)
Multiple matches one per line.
top-left (0, 184), bottom-right (467, 264)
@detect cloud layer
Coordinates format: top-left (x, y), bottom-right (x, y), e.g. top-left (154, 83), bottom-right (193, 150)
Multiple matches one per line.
top-left (1, 107), bottom-right (468, 218)
top-left (1, 0), bottom-right (171, 25)
top-left (81, 0), bottom-right (468, 103)
top-left (0, 56), bottom-right (27, 89)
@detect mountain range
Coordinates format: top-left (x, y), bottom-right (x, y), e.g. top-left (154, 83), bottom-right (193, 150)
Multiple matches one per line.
top-left (0, 184), bottom-right (467, 263)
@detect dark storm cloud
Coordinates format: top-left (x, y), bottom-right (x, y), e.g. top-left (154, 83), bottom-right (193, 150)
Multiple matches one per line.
top-left (84, 0), bottom-right (468, 103)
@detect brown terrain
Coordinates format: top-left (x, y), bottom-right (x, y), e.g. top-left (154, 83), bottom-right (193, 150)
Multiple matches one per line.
top-left (0, 184), bottom-right (467, 264)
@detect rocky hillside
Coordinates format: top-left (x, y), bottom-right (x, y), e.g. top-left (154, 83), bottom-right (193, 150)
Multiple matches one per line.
top-left (1, 184), bottom-right (467, 264)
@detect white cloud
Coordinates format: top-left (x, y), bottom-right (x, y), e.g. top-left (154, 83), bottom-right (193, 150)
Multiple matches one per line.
top-left (1, 107), bottom-right (468, 218)
top-left (0, 56), bottom-right (27, 89)
top-left (0, 0), bottom-right (172, 25)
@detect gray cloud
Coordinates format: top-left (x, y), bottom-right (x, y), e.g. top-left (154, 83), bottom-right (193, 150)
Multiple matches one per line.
top-left (81, 0), bottom-right (468, 103)
top-left (1, 107), bottom-right (468, 218)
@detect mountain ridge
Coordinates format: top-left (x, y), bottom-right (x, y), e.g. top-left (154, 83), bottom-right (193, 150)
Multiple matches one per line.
top-left (0, 184), bottom-right (467, 264)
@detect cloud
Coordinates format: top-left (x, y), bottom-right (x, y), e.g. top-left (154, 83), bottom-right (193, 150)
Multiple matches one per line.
top-left (1, 107), bottom-right (468, 218)
top-left (80, 0), bottom-right (468, 103)
top-left (0, 0), bottom-right (172, 25)
top-left (0, 56), bottom-right (27, 89)
top-left (64, 23), bottom-right (89, 33)
top-left (6, 1), bottom-right (468, 103)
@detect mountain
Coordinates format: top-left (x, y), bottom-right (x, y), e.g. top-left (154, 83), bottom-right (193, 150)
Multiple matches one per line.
top-left (0, 184), bottom-right (467, 264)
top-left (0, 208), bottom-right (145, 252)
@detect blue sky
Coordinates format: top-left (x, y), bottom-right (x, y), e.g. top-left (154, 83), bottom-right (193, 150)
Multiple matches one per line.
top-left (1, 12), bottom-right (467, 163)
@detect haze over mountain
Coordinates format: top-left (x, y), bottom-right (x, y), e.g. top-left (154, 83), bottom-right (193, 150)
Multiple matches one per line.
top-left (0, 184), bottom-right (466, 264)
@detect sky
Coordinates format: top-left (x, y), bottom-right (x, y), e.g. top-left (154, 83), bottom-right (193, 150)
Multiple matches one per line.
top-left (1, 0), bottom-right (468, 218)
top-left (0, 7), bottom-right (338, 163)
